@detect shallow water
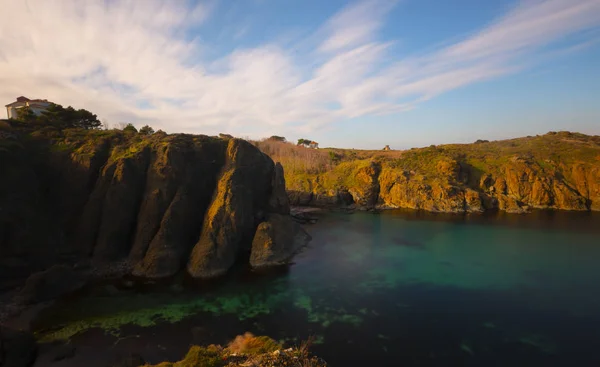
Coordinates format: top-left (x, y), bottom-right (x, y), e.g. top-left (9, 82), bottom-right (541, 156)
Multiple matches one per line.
top-left (34, 210), bottom-right (600, 366)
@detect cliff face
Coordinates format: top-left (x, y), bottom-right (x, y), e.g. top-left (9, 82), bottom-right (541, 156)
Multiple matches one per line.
top-left (286, 132), bottom-right (600, 213)
top-left (0, 126), bottom-right (304, 286)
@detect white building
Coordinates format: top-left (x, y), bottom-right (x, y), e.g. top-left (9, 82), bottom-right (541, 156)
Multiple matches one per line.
top-left (5, 96), bottom-right (53, 119)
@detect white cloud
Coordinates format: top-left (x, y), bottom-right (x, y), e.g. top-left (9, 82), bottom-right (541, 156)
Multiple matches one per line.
top-left (0, 0), bottom-right (599, 137)
top-left (318, 0), bottom-right (397, 52)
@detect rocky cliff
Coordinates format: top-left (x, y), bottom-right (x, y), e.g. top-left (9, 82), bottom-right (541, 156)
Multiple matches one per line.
top-left (285, 132), bottom-right (600, 213)
top-left (0, 123), bottom-right (309, 289)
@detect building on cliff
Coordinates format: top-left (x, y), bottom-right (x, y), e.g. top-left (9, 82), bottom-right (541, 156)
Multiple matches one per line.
top-left (5, 96), bottom-right (53, 119)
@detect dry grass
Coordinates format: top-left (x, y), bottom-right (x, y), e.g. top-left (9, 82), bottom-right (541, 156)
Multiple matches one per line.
top-left (254, 139), bottom-right (333, 175)
top-left (226, 332), bottom-right (282, 355)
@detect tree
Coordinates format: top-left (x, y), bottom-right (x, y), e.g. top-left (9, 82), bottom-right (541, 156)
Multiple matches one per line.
top-left (123, 123), bottom-right (138, 133)
top-left (39, 103), bottom-right (101, 129)
top-left (73, 108), bottom-right (102, 129)
top-left (16, 106), bottom-right (36, 122)
top-left (139, 125), bottom-right (155, 135)
top-left (268, 135), bottom-right (286, 142)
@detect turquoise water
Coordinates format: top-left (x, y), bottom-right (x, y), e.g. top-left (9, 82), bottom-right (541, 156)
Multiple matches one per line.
top-left (34, 210), bottom-right (600, 366)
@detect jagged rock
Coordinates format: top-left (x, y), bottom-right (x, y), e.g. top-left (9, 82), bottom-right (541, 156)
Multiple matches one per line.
top-left (187, 139), bottom-right (274, 279)
top-left (0, 327), bottom-right (37, 367)
top-left (16, 265), bottom-right (85, 305)
top-left (250, 214), bottom-right (311, 268)
top-left (286, 135), bottom-right (600, 213)
top-left (288, 190), bottom-right (314, 206)
top-left (267, 163), bottom-right (290, 214)
top-left (1, 128), bottom-right (306, 285)
top-left (92, 150), bottom-right (151, 263)
top-left (131, 137), bottom-right (226, 279)
top-left (348, 161), bottom-right (381, 208)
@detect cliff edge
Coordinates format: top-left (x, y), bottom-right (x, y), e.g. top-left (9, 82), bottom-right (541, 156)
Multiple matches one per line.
top-left (281, 131), bottom-right (600, 213)
top-left (0, 122), bottom-right (308, 290)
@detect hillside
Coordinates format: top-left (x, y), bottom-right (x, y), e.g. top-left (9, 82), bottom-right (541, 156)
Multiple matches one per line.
top-left (257, 132), bottom-right (600, 213)
top-left (0, 120), bottom-right (307, 291)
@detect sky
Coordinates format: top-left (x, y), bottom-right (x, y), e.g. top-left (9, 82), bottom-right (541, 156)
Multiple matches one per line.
top-left (1, 0), bottom-right (599, 149)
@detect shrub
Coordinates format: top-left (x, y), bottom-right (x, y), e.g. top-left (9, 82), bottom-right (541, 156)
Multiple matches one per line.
top-left (226, 332), bottom-right (281, 355)
top-left (139, 125), bottom-right (155, 135)
top-left (268, 135), bottom-right (286, 142)
top-left (123, 123), bottom-right (138, 133)
top-left (175, 345), bottom-right (223, 367)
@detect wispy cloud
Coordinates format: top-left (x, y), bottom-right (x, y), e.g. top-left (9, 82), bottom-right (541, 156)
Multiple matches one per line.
top-left (0, 0), bottom-right (599, 137)
top-left (318, 0), bottom-right (397, 52)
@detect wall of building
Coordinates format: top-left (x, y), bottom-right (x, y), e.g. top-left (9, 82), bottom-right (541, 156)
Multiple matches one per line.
top-left (5, 102), bottom-right (50, 119)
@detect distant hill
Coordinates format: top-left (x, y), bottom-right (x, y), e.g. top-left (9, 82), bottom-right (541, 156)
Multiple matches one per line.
top-left (256, 131), bottom-right (600, 213)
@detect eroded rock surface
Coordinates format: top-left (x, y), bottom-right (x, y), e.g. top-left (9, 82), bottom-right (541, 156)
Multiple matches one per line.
top-left (286, 132), bottom-right (600, 213)
top-left (0, 128), bottom-right (307, 287)
top-left (250, 214), bottom-right (312, 268)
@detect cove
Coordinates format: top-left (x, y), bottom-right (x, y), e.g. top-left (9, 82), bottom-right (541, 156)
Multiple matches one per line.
top-left (32, 210), bottom-right (600, 366)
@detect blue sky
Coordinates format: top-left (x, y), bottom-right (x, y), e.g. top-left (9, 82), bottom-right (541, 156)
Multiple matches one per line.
top-left (1, 0), bottom-right (599, 149)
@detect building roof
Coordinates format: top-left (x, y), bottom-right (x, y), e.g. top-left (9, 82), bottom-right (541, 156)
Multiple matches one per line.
top-left (5, 97), bottom-right (52, 107)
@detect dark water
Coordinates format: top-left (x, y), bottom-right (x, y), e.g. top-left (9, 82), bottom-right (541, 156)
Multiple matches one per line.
top-left (34, 210), bottom-right (600, 366)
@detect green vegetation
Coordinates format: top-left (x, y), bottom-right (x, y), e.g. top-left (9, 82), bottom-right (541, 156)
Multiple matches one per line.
top-left (139, 125), bottom-right (155, 135)
top-left (141, 333), bottom-right (326, 367)
top-left (13, 103), bottom-right (103, 129)
top-left (259, 131), bottom-right (600, 187)
top-left (255, 131), bottom-right (600, 211)
top-left (123, 123), bottom-right (138, 133)
top-left (16, 105), bottom-right (36, 122)
top-left (268, 135), bottom-right (286, 142)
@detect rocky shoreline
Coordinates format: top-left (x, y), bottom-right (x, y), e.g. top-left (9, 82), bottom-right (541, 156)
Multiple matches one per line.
top-left (284, 132), bottom-right (600, 214)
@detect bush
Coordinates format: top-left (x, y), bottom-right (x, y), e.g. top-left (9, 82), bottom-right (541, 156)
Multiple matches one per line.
top-left (38, 103), bottom-right (102, 129)
top-left (176, 345), bottom-right (223, 367)
top-left (268, 135), bottom-right (286, 142)
top-left (139, 125), bottom-right (155, 135)
top-left (226, 333), bottom-right (281, 355)
top-left (123, 123), bottom-right (138, 133)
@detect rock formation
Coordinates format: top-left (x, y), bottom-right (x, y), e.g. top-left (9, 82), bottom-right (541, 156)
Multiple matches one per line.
top-left (285, 132), bottom-right (600, 213)
top-left (0, 126), bottom-right (306, 291)
top-left (250, 214), bottom-right (311, 268)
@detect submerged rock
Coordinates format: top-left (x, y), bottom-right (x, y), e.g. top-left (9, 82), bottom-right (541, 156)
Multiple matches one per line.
top-left (250, 214), bottom-right (311, 268)
top-left (0, 327), bottom-right (37, 367)
top-left (15, 265), bottom-right (85, 305)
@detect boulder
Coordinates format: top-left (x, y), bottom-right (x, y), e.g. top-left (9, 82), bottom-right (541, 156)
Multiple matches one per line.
top-left (16, 265), bottom-right (86, 305)
top-left (250, 214), bottom-right (311, 268)
top-left (0, 327), bottom-right (37, 367)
